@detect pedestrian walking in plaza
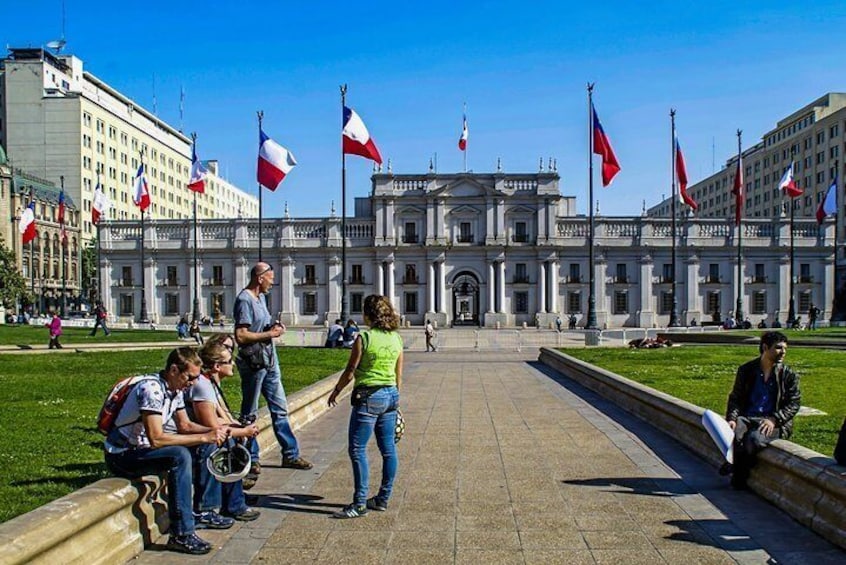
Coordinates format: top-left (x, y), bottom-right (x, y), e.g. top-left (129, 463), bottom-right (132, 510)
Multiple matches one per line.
top-left (90, 301), bottom-right (110, 336)
top-left (328, 294), bottom-right (403, 518)
top-left (46, 311), bottom-right (63, 349)
top-left (425, 319), bottom-right (436, 352)
top-left (234, 262), bottom-right (312, 486)
top-left (722, 331), bottom-right (801, 489)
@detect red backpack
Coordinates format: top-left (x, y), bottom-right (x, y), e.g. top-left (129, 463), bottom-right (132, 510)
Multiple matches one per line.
top-left (96, 375), bottom-right (157, 435)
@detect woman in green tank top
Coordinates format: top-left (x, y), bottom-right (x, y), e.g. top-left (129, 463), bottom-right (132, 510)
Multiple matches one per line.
top-left (327, 295), bottom-right (403, 518)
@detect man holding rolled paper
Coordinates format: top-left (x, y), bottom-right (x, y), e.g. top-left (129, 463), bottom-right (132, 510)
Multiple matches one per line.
top-left (723, 331), bottom-right (801, 489)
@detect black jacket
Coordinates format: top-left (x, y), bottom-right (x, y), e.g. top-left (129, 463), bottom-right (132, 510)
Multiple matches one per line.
top-left (726, 358), bottom-right (801, 439)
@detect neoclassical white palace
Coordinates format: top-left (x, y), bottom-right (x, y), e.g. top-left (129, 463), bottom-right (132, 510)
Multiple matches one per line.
top-left (99, 170), bottom-right (837, 328)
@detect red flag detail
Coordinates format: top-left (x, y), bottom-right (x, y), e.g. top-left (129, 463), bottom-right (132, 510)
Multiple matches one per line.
top-left (731, 156), bottom-right (743, 226)
top-left (675, 137), bottom-right (697, 210)
top-left (592, 105), bottom-right (620, 186)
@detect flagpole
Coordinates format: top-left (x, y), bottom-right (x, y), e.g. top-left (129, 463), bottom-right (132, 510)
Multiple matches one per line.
top-left (832, 168), bottom-right (840, 323)
top-left (191, 132), bottom-right (201, 325)
top-left (586, 83), bottom-right (598, 330)
top-left (60, 175), bottom-right (67, 318)
top-left (29, 187), bottom-right (35, 314)
top-left (139, 149), bottom-right (149, 324)
top-left (786, 148), bottom-right (797, 328)
top-left (257, 111), bottom-right (264, 263)
top-left (340, 84), bottom-right (348, 323)
top-left (669, 110), bottom-right (680, 327)
top-left (96, 169), bottom-right (103, 306)
top-left (735, 129), bottom-right (744, 325)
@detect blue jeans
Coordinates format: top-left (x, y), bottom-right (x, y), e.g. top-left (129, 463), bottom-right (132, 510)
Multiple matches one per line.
top-left (104, 446), bottom-right (195, 535)
top-left (90, 318), bottom-right (110, 336)
top-left (191, 441), bottom-right (249, 514)
top-left (237, 358), bottom-right (300, 461)
top-left (348, 386), bottom-right (400, 506)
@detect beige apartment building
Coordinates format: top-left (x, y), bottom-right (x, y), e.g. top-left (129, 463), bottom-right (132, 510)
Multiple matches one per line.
top-left (649, 93), bottom-right (846, 221)
top-left (0, 47), bottom-right (258, 243)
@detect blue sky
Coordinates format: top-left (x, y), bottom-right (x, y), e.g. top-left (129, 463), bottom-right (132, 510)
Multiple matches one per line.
top-left (5, 1), bottom-right (846, 219)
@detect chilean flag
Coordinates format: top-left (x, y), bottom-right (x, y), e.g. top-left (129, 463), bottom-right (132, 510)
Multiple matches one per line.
top-left (187, 145), bottom-right (207, 194)
top-left (133, 164), bottom-right (151, 212)
top-left (57, 189), bottom-right (66, 226)
top-left (731, 155), bottom-right (743, 226)
top-left (675, 137), bottom-right (697, 210)
top-left (458, 113), bottom-right (468, 151)
top-left (343, 106), bottom-right (382, 164)
top-left (779, 163), bottom-right (802, 198)
top-left (20, 202), bottom-right (36, 244)
top-left (92, 181), bottom-right (110, 225)
top-left (817, 176), bottom-right (837, 224)
top-left (257, 128), bottom-right (297, 190)
top-left (592, 104), bottom-right (620, 186)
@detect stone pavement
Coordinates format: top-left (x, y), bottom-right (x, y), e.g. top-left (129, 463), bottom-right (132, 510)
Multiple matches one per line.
top-left (131, 349), bottom-right (844, 564)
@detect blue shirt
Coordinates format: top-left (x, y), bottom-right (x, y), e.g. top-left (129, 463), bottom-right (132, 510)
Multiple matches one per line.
top-left (233, 289), bottom-right (276, 367)
top-left (747, 369), bottom-right (778, 417)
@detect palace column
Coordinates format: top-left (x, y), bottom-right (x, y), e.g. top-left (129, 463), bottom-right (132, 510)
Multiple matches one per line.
top-left (498, 260), bottom-right (506, 313)
top-left (488, 262), bottom-right (495, 313)
top-left (428, 262), bottom-right (436, 312)
top-left (550, 259), bottom-right (559, 313)
top-left (438, 261), bottom-right (446, 314)
top-left (538, 261), bottom-right (547, 313)
top-left (377, 262), bottom-right (384, 296)
top-left (387, 260), bottom-right (396, 307)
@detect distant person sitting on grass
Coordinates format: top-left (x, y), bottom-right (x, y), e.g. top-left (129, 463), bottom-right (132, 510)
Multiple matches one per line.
top-left (722, 331), bottom-right (801, 489)
top-left (103, 348), bottom-right (229, 555)
top-left (326, 319), bottom-right (344, 348)
top-left (90, 301), bottom-right (110, 336)
top-left (46, 311), bottom-right (63, 349)
top-left (190, 320), bottom-right (204, 345)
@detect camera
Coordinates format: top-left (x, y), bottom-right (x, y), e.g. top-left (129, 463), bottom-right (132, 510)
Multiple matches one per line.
top-left (238, 413), bottom-right (257, 427)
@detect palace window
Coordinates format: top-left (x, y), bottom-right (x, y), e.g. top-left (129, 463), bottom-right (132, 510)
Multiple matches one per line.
top-left (613, 291), bottom-right (628, 314)
top-left (350, 293), bottom-right (363, 314)
top-left (567, 291), bottom-right (581, 313)
top-left (514, 292), bottom-right (529, 314)
top-left (303, 293), bottom-right (317, 315)
top-left (404, 292), bottom-right (418, 314)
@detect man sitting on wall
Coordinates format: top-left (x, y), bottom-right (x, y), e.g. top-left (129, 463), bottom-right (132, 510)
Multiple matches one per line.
top-left (722, 331), bottom-right (801, 489)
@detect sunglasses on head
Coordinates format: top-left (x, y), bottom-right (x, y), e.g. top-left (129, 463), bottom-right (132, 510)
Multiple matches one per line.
top-left (257, 265), bottom-right (273, 277)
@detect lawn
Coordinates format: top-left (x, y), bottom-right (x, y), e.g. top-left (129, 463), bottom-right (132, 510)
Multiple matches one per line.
top-left (0, 346), bottom-right (349, 524)
top-left (561, 345), bottom-right (846, 457)
top-left (0, 325), bottom-right (180, 346)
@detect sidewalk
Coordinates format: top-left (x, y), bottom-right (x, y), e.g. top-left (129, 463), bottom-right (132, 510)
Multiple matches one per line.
top-left (131, 349), bottom-right (843, 564)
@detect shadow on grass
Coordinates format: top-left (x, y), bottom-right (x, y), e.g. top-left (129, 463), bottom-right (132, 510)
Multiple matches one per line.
top-left (11, 462), bottom-right (109, 490)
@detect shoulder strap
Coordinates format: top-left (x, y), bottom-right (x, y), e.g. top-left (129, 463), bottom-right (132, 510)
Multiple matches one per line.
top-left (114, 375), bottom-right (162, 430)
top-left (210, 378), bottom-right (234, 419)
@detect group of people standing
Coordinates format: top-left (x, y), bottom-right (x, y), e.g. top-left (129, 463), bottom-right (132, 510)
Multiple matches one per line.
top-left (102, 262), bottom-right (403, 554)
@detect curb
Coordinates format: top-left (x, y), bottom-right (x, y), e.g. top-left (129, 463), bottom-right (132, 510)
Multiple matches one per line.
top-left (538, 347), bottom-right (846, 551)
top-left (0, 371), bottom-right (346, 565)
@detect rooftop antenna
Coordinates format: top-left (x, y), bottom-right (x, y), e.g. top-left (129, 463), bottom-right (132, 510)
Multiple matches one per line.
top-left (45, 0), bottom-right (67, 53)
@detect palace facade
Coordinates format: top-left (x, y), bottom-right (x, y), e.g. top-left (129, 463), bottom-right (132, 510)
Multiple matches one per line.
top-left (99, 170), bottom-right (836, 328)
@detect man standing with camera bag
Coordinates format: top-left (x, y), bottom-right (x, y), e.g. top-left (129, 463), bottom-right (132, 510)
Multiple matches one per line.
top-left (234, 262), bottom-right (312, 488)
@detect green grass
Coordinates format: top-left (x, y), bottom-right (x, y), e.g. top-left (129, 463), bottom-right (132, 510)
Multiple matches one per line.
top-left (0, 325), bottom-right (182, 346)
top-left (560, 345), bottom-right (846, 456)
top-left (0, 346), bottom-right (349, 524)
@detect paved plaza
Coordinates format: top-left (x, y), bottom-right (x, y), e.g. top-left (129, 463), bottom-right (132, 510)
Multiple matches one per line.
top-left (132, 349), bottom-right (843, 564)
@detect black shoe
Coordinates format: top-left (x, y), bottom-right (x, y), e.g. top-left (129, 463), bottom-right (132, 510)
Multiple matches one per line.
top-left (166, 533), bottom-right (212, 555)
top-left (281, 457), bottom-right (313, 470)
top-left (366, 497), bottom-right (388, 512)
top-left (228, 507), bottom-right (261, 521)
top-left (718, 462), bottom-right (734, 476)
top-left (194, 511), bottom-right (235, 530)
top-left (332, 504), bottom-right (368, 519)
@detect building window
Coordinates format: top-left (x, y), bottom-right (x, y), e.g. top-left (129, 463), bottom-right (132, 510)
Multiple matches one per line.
top-left (350, 293), bottom-right (363, 314)
top-left (121, 266), bottom-right (133, 286)
top-left (458, 222), bottom-right (473, 243)
top-left (305, 265), bottom-right (316, 284)
top-left (708, 264), bottom-right (720, 283)
top-left (754, 263), bottom-right (765, 283)
top-left (404, 264), bottom-right (417, 284)
top-left (569, 263), bottom-right (581, 283)
top-left (403, 222), bottom-right (418, 243)
top-left (303, 293), bottom-right (317, 315)
top-left (613, 291), bottom-right (628, 314)
top-left (662, 263), bottom-right (673, 283)
top-left (799, 290), bottom-right (812, 313)
top-left (799, 263), bottom-right (812, 283)
top-left (165, 293), bottom-right (179, 315)
top-left (514, 263), bottom-right (529, 284)
top-left (514, 291), bottom-right (529, 314)
top-left (752, 291), bottom-right (766, 315)
top-left (707, 291), bottom-right (721, 319)
top-left (166, 266), bottom-right (178, 286)
top-left (514, 221), bottom-right (528, 242)
top-left (119, 294), bottom-right (134, 316)
top-left (567, 291), bottom-right (581, 313)
top-left (615, 263), bottom-right (628, 283)
top-left (212, 265), bottom-right (224, 286)
top-left (404, 292), bottom-right (418, 314)
top-left (351, 264), bottom-right (364, 284)
top-left (659, 291), bottom-right (673, 315)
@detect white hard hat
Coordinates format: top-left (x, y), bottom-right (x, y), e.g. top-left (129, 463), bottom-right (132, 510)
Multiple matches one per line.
top-left (206, 443), bottom-right (252, 483)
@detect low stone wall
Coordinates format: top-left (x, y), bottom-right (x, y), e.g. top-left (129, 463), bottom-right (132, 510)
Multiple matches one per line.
top-left (538, 347), bottom-right (846, 551)
top-left (0, 371), bottom-right (346, 565)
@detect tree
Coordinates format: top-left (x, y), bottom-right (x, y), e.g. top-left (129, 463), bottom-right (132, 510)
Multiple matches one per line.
top-left (0, 235), bottom-right (30, 309)
top-left (80, 236), bottom-right (98, 304)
